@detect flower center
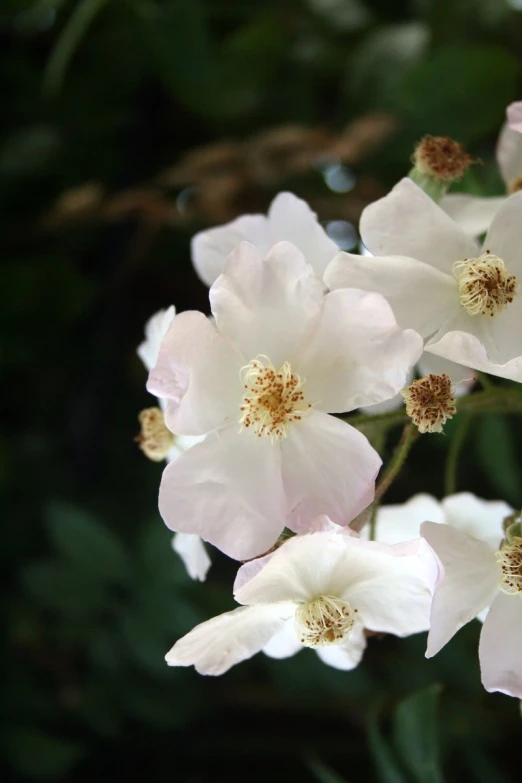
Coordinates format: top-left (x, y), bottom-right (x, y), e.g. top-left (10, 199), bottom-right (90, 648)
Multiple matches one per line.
top-left (401, 373), bottom-right (456, 434)
top-left (496, 537), bottom-right (522, 596)
top-left (294, 595), bottom-right (358, 648)
top-left (136, 407), bottom-right (175, 462)
top-left (508, 175), bottom-right (522, 195)
top-left (239, 355), bottom-right (311, 442)
top-left (452, 253), bottom-right (518, 317)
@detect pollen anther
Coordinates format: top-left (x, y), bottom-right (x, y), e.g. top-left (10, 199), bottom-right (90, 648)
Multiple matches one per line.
top-left (295, 595), bottom-right (357, 648)
top-left (136, 407), bottom-right (175, 462)
top-left (453, 253), bottom-right (517, 317)
top-left (239, 355), bottom-right (311, 442)
top-left (496, 537), bottom-right (522, 596)
top-left (401, 373), bottom-right (456, 434)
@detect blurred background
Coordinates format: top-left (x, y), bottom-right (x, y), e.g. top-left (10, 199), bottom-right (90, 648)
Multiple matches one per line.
top-left (2, 0), bottom-right (522, 780)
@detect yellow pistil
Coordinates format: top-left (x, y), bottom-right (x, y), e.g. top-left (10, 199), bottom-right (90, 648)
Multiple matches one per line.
top-left (136, 407), bottom-right (174, 462)
top-left (453, 253), bottom-right (517, 317)
top-left (294, 595), bottom-right (358, 648)
top-left (401, 373), bottom-right (456, 434)
top-left (496, 537), bottom-right (522, 596)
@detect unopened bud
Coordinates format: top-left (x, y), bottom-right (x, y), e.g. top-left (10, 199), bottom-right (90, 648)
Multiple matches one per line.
top-left (412, 135), bottom-right (473, 183)
top-left (135, 407), bottom-right (174, 462)
top-left (401, 373), bottom-right (456, 434)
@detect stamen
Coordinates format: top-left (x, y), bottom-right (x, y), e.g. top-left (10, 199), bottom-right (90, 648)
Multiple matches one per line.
top-left (295, 595), bottom-right (358, 648)
top-left (508, 175), bottom-right (522, 195)
top-left (135, 407), bottom-right (175, 462)
top-left (401, 373), bottom-right (456, 434)
top-left (239, 355), bottom-right (312, 442)
top-left (453, 253), bottom-right (517, 317)
top-left (496, 537), bottom-right (522, 596)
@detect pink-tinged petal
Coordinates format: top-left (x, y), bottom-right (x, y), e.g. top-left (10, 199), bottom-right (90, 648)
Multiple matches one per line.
top-left (416, 352), bottom-right (475, 398)
top-left (365, 494), bottom-right (444, 545)
top-left (267, 192), bottom-right (338, 279)
top-left (191, 214), bottom-right (270, 287)
top-left (137, 306), bottom-right (176, 373)
top-left (159, 425), bottom-right (285, 561)
top-left (324, 253), bottom-right (457, 339)
top-left (441, 493), bottom-right (512, 552)
top-left (262, 619), bottom-right (302, 660)
top-left (440, 194), bottom-right (505, 238)
top-left (479, 592), bottom-right (522, 698)
top-left (507, 101), bottom-right (522, 133)
top-left (360, 178), bottom-right (478, 273)
top-left (482, 191), bottom-right (522, 275)
top-left (210, 241), bottom-right (323, 367)
top-left (166, 603), bottom-right (295, 675)
top-left (281, 411), bottom-right (381, 533)
top-left (171, 533), bottom-right (211, 582)
top-left (497, 122), bottom-right (522, 185)
top-left (147, 311), bottom-right (242, 436)
top-left (316, 623), bottom-right (367, 670)
top-left (421, 521), bottom-right (500, 657)
top-left (297, 288), bottom-right (423, 411)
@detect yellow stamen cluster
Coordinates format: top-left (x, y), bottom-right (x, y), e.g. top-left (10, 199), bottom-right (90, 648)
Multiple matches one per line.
top-left (453, 253), bottom-right (517, 317)
top-left (401, 373), bottom-right (456, 434)
top-left (412, 135), bottom-right (473, 182)
top-left (508, 175), bottom-right (522, 194)
top-left (496, 537), bottom-right (522, 596)
top-left (294, 595), bottom-right (358, 648)
top-left (136, 407), bottom-right (175, 462)
top-left (239, 356), bottom-right (311, 442)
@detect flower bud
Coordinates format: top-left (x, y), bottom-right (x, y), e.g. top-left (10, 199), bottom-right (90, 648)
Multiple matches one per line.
top-left (135, 407), bottom-right (174, 462)
top-left (412, 135), bottom-right (473, 183)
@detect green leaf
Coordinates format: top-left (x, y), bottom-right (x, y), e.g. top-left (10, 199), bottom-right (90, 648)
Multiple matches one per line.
top-left (475, 415), bottom-right (521, 506)
top-left (392, 685), bottom-right (444, 783)
top-left (307, 755), bottom-right (350, 783)
top-left (366, 704), bottom-right (408, 783)
top-left (45, 502), bottom-right (132, 583)
top-left (4, 728), bottom-right (84, 778)
top-left (21, 559), bottom-right (105, 615)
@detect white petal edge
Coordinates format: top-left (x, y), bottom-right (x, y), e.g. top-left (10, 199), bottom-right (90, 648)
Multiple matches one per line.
top-left (172, 533), bottom-right (211, 582)
top-left (479, 591), bottom-right (522, 698)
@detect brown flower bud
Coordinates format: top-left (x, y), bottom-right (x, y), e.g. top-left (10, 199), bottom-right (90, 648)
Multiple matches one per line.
top-left (412, 136), bottom-right (473, 183)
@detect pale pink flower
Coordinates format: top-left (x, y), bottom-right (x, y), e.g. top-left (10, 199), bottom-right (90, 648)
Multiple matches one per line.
top-left (507, 101), bottom-right (522, 133)
top-left (148, 241), bottom-right (422, 560)
top-left (325, 178), bottom-right (522, 382)
top-left (191, 191), bottom-right (339, 286)
top-left (165, 527), bottom-right (438, 675)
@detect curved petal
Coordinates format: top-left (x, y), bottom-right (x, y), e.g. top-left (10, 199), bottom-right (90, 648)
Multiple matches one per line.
top-left (497, 122), bottom-right (522, 184)
top-left (281, 411), bottom-right (381, 533)
top-left (137, 306), bottom-right (176, 373)
top-left (297, 288), bottom-right (422, 411)
top-left (172, 533), bottom-right (211, 582)
top-left (507, 101), bottom-right (522, 133)
top-left (267, 192), bottom-right (339, 279)
top-left (421, 521), bottom-right (500, 657)
top-left (366, 494), bottom-right (444, 545)
top-left (441, 493), bottom-right (512, 552)
top-left (147, 311), bottom-right (243, 435)
top-left (360, 178), bottom-right (479, 273)
top-left (479, 592), bottom-right (522, 698)
top-left (166, 603), bottom-right (295, 675)
top-left (482, 191), bottom-right (522, 275)
top-left (158, 425), bottom-right (285, 561)
top-left (316, 623), bottom-right (367, 670)
top-left (440, 194), bottom-right (505, 238)
top-left (191, 214), bottom-right (270, 287)
top-left (324, 253), bottom-right (456, 340)
top-left (210, 241), bottom-right (323, 367)
top-left (262, 619), bottom-right (302, 660)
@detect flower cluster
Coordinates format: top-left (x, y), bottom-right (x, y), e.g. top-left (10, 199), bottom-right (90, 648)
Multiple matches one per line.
top-left (136, 102), bottom-right (522, 698)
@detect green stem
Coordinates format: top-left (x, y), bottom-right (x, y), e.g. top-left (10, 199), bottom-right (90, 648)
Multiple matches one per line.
top-left (444, 414), bottom-right (472, 496)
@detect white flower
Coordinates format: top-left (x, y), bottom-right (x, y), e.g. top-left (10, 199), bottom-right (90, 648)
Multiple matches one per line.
top-left (148, 240), bottom-right (423, 560)
top-left (191, 191), bottom-right (339, 286)
top-left (165, 527), bottom-right (438, 675)
top-left (421, 498), bottom-right (522, 698)
top-left (507, 101), bottom-right (522, 133)
top-left (138, 307), bottom-right (210, 581)
top-left (441, 106), bottom-right (522, 237)
top-left (325, 178), bottom-right (522, 382)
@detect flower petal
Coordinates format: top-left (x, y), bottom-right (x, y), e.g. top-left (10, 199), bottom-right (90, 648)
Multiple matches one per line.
top-left (267, 192), bottom-right (339, 279)
top-left (497, 122), bottom-right (522, 184)
top-left (137, 306), bottom-right (176, 373)
top-left (262, 619), bottom-right (302, 660)
top-left (440, 194), bottom-right (505, 238)
top-left (324, 252), bottom-right (455, 340)
top-left (421, 521), bottom-right (500, 657)
top-left (366, 494), bottom-right (444, 545)
top-left (482, 191), bottom-right (522, 275)
top-left (281, 411), bottom-right (381, 532)
top-left (441, 493), bottom-right (512, 552)
top-left (159, 425), bottom-right (285, 560)
top-left (210, 241), bottom-right (323, 367)
top-left (172, 533), bottom-right (211, 582)
top-left (479, 591), bottom-right (522, 698)
top-left (191, 214), bottom-right (270, 287)
top-left (147, 311), bottom-right (242, 436)
top-left (507, 101), bottom-right (522, 133)
top-left (360, 177), bottom-right (478, 273)
top-left (297, 287), bottom-right (423, 411)
top-left (316, 623), bottom-right (367, 670)
top-left (166, 603), bottom-right (295, 675)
